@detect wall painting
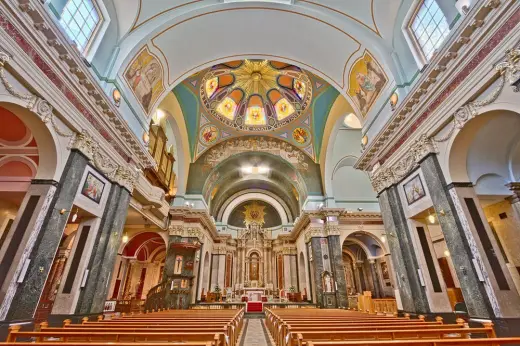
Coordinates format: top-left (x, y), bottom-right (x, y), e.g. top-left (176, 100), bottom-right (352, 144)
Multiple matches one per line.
top-left (348, 51), bottom-right (388, 117)
top-left (124, 47), bottom-right (165, 114)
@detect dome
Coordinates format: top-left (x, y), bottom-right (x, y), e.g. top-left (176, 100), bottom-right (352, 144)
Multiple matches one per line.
top-left (200, 60), bottom-right (312, 132)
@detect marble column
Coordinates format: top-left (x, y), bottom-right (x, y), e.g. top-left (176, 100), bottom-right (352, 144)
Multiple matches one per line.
top-left (328, 235), bottom-right (348, 308)
top-left (506, 183), bottom-right (520, 230)
top-left (420, 154), bottom-right (495, 318)
top-left (378, 186), bottom-right (430, 314)
top-left (309, 237), bottom-right (326, 307)
top-left (5, 150), bottom-right (89, 321)
top-left (76, 184), bottom-right (131, 315)
top-left (369, 260), bottom-right (381, 298)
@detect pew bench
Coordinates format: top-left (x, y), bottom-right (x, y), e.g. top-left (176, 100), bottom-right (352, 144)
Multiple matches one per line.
top-left (291, 327), bottom-right (495, 346)
top-left (6, 330), bottom-right (226, 346)
top-left (305, 339), bottom-right (520, 346)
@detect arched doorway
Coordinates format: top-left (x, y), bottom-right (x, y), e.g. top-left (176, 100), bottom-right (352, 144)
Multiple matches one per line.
top-left (445, 109), bottom-right (520, 313)
top-left (116, 232), bottom-right (166, 301)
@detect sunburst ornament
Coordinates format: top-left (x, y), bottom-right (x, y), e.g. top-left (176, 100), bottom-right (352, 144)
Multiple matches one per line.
top-left (233, 60), bottom-right (280, 97)
top-left (242, 202), bottom-right (266, 227)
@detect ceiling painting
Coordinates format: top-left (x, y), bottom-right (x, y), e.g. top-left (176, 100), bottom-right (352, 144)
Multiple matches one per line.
top-left (124, 46), bottom-right (165, 115)
top-left (173, 59), bottom-right (340, 163)
top-left (348, 50), bottom-right (388, 117)
top-left (199, 60), bottom-right (313, 132)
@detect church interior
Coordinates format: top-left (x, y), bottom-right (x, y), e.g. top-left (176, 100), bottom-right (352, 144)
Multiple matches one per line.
top-left (0, 0), bottom-right (520, 344)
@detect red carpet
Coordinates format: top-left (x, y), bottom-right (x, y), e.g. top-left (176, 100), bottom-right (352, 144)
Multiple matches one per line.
top-left (246, 301), bottom-right (263, 312)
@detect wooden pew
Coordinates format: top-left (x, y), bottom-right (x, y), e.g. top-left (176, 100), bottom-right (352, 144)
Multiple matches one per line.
top-left (0, 343), bottom-right (213, 346)
top-left (305, 340), bottom-right (520, 346)
top-left (6, 328), bottom-right (225, 345)
top-left (292, 326), bottom-right (496, 346)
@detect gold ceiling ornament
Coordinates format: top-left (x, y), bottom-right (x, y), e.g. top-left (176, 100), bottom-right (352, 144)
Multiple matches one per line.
top-left (233, 60), bottom-right (280, 97)
top-left (242, 202), bottom-right (266, 227)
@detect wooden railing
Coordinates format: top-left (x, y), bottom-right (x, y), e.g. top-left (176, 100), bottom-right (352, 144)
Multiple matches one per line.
top-left (356, 292), bottom-right (397, 315)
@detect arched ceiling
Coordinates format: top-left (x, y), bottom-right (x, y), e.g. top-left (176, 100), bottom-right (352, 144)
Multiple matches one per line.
top-left (114, 0), bottom-right (401, 131)
top-left (171, 59), bottom-right (338, 161)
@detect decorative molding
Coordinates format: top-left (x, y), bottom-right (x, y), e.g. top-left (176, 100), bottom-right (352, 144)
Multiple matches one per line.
top-left (496, 47), bottom-right (520, 92)
top-left (369, 134), bottom-right (437, 193)
top-left (304, 227), bottom-right (324, 243)
top-left (70, 130), bottom-right (138, 192)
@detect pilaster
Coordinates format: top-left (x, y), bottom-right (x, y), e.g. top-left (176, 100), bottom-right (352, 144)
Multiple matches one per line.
top-left (420, 154), bottom-right (496, 318)
top-left (378, 186), bottom-right (430, 314)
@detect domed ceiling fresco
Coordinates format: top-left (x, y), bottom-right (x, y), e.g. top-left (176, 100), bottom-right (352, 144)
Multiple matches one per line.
top-left (173, 59), bottom-right (340, 162)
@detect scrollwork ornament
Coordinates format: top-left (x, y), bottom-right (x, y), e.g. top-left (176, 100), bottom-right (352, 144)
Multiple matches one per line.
top-left (496, 48), bottom-right (520, 92)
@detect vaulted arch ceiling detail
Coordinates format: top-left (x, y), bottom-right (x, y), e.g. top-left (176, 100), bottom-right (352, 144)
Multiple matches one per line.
top-left (171, 59), bottom-right (339, 161)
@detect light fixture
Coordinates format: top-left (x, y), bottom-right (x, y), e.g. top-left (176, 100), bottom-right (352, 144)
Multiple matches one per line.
top-left (153, 109), bottom-right (165, 125)
top-left (122, 234), bottom-right (129, 243)
top-left (142, 131), bottom-right (149, 144)
top-left (112, 88), bottom-right (121, 107)
top-left (71, 208), bottom-right (79, 223)
top-left (389, 92), bottom-right (399, 111)
top-left (241, 166), bottom-right (269, 175)
top-left (381, 235), bottom-right (386, 243)
top-left (444, 250), bottom-right (451, 257)
top-left (361, 135), bottom-right (368, 147)
top-left (427, 208), bottom-right (436, 224)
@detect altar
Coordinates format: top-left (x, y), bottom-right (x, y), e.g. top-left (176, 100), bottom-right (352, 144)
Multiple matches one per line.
top-left (243, 288), bottom-right (268, 302)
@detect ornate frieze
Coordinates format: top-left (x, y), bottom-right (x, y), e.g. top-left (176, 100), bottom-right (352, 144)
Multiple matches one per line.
top-left (370, 134), bottom-right (437, 193)
top-left (304, 227), bottom-right (325, 243)
top-left (70, 130), bottom-right (138, 192)
top-left (496, 48), bottom-right (520, 92)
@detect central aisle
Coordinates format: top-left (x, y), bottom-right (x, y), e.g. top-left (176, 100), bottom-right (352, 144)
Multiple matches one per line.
top-left (241, 318), bottom-right (271, 346)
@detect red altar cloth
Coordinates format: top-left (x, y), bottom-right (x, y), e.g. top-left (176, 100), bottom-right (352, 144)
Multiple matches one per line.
top-left (246, 301), bottom-right (263, 312)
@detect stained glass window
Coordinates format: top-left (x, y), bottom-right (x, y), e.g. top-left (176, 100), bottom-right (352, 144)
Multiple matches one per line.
top-left (60, 0), bottom-right (101, 53)
top-left (411, 0), bottom-right (450, 61)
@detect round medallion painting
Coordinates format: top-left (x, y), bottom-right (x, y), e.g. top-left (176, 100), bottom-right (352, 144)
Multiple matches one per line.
top-left (200, 125), bottom-right (220, 145)
top-left (292, 127), bottom-right (311, 146)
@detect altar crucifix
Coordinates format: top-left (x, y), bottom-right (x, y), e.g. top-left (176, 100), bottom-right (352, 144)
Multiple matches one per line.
top-left (174, 255), bottom-right (183, 274)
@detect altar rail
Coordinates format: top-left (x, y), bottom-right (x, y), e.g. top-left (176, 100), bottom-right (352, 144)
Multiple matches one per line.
top-left (264, 303), bottom-right (317, 309)
top-left (190, 303), bottom-right (246, 310)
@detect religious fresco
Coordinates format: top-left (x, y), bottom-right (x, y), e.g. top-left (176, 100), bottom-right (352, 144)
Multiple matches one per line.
top-left (200, 60), bottom-right (313, 132)
top-left (199, 124), bottom-right (219, 145)
top-left (292, 127), bottom-right (311, 146)
top-left (81, 172), bottom-right (105, 203)
top-left (348, 50), bottom-right (388, 117)
top-left (124, 47), bottom-right (165, 114)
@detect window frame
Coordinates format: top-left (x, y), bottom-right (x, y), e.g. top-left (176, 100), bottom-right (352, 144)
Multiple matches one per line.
top-left (56, 0), bottom-right (110, 61)
top-left (402, 0), bottom-right (450, 69)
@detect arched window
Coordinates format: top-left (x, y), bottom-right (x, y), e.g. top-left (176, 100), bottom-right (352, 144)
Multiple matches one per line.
top-left (59, 0), bottom-right (102, 54)
top-left (406, 0), bottom-right (450, 64)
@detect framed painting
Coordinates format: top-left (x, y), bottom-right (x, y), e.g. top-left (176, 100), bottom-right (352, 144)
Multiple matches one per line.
top-left (381, 262), bottom-right (390, 280)
top-left (81, 172), bottom-right (105, 204)
top-left (403, 174), bottom-right (426, 205)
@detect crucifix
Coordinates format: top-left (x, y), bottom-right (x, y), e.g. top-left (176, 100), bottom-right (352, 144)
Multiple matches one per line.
top-left (174, 255), bottom-right (183, 274)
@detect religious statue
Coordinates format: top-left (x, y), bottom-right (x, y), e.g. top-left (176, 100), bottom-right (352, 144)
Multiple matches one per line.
top-left (323, 272), bottom-right (333, 293)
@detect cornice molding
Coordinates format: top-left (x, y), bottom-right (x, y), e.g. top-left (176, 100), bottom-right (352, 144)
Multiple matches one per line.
top-left (169, 207), bottom-right (219, 241)
top-left (369, 134), bottom-right (437, 193)
top-left (1, 0), bottom-right (155, 169)
top-left (355, 0), bottom-right (516, 171)
top-left (368, 45), bottom-right (519, 194)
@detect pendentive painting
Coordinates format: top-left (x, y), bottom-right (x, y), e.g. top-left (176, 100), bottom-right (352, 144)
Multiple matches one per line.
top-left (81, 172), bottom-right (105, 204)
top-left (403, 174), bottom-right (426, 205)
top-left (124, 47), bottom-right (165, 114)
top-left (348, 50), bottom-right (388, 117)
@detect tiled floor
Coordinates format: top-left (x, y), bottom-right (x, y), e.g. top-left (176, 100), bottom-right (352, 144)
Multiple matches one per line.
top-left (241, 318), bottom-right (271, 346)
